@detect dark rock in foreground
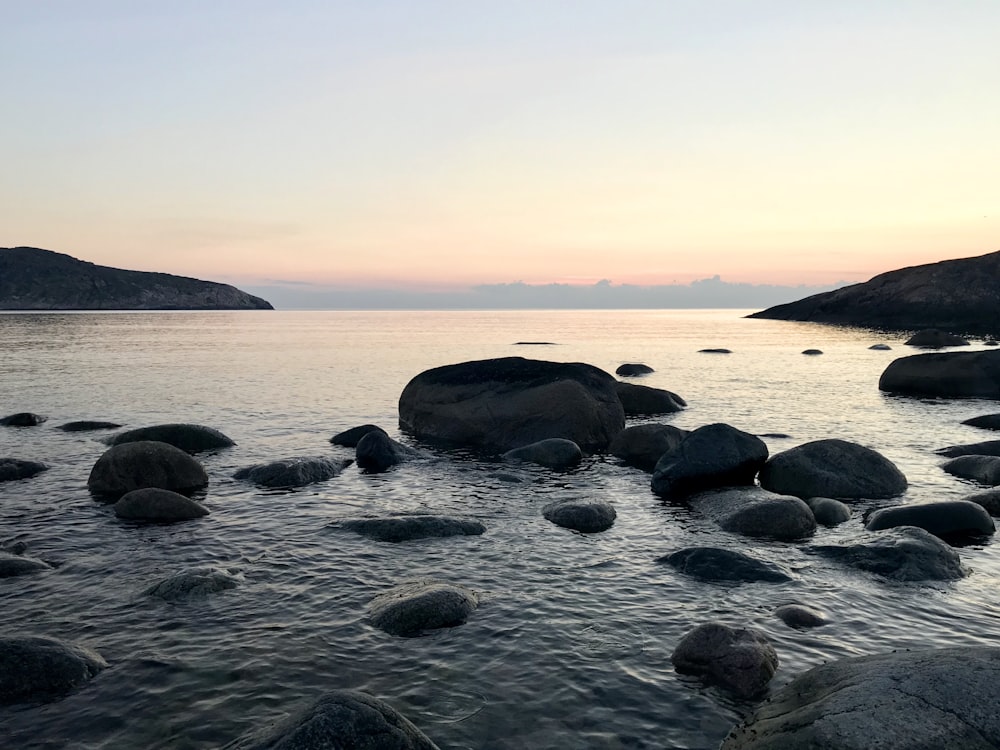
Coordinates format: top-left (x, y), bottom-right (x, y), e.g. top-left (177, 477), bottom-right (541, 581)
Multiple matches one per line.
top-left (0, 412), bottom-right (46, 426)
top-left (722, 647), bottom-right (1000, 749)
top-left (865, 500), bottom-right (995, 540)
top-left (0, 635), bottom-right (107, 705)
top-left (651, 423), bottom-right (768, 500)
top-left (615, 363), bottom-right (654, 376)
top-left (330, 424), bottom-right (387, 447)
top-left (114, 488), bottom-right (210, 522)
top-left (106, 423), bottom-right (235, 453)
top-left (811, 526), bottom-right (965, 581)
top-left (0, 552), bottom-right (52, 578)
top-left (904, 328), bottom-right (970, 348)
top-left (879, 349), bottom-right (1000, 399)
top-left (0, 458), bottom-right (48, 482)
top-left (355, 431), bottom-right (421, 473)
top-left (773, 604), bottom-right (826, 629)
top-left (660, 547), bottom-right (792, 583)
top-left (542, 499), bottom-right (616, 533)
top-left (962, 413), bottom-right (1000, 431)
top-left (229, 690), bottom-right (440, 750)
top-left (609, 423), bottom-right (688, 472)
top-left (369, 580), bottom-right (478, 637)
top-left (690, 487), bottom-right (816, 541)
top-left (234, 456), bottom-right (352, 488)
top-left (503, 438), bottom-right (582, 470)
top-left (937, 439), bottom-right (1000, 458)
top-left (145, 567), bottom-right (241, 601)
top-left (672, 623), bottom-right (778, 699)
top-left (339, 516), bottom-right (486, 543)
top-left (614, 381), bottom-right (684, 415)
top-left (56, 420), bottom-right (122, 432)
top-left (942, 455), bottom-right (1000, 485)
top-left (759, 438), bottom-right (907, 500)
top-left (88, 441), bottom-right (208, 499)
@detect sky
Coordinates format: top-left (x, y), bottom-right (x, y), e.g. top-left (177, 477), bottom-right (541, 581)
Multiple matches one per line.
top-left (2, 1), bottom-right (998, 306)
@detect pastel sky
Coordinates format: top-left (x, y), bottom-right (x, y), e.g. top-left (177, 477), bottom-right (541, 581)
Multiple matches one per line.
top-left (3, 1), bottom-right (998, 292)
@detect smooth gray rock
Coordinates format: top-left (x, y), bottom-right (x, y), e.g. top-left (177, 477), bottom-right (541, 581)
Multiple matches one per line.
top-left (106, 423), bottom-right (235, 453)
top-left (234, 456), bottom-right (352, 488)
top-left (609, 423), bottom-right (689, 472)
top-left (671, 623), bottom-right (778, 699)
top-left (398, 357), bottom-right (625, 453)
top-left (369, 580), bottom-right (478, 637)
top-left (615, 363), bottom-right (654, 376)
top-left (651, 423), bottom-right (768, 500)
top-left (905, 328), bottom-right (970, 348)
top-left (614, 381), bottom-right (684, 415)
top-left (879, 349), bottom-right (1000, 399)
top-left (811, 526), bottom-right (965, 581)
top-left (114, 488), bottom-right (210, 522)
top-left (0, 412), bottom-right (45, 426)
top-left (0, 635), bottom-right (107, 705)
top-left (722, 647), bottom-right (1000, 750)
top-left (502, 438), bottom-right (582, 470)
top-left (355, 431), bottom-right (420, 473)
top-left (866, 500), bottom-right (995, 540)
top-left (773, 604), bottom-right (826, 629)
top-left (542, 499), bottom-right (616, 533)
top-left (759, 438), bottom-right (907, 500)
top-left (961, 488), bottom-right (1000, 516)
top-left (660, 548), bottom-right (792, 583)
top-left (0, 458), bottom-right (48, 482)
top-left (0, 552), bottom-right (51, 578)
top-left (88, 441), bottom-right (208, 499)
top-left (229, 690), bottom-right (440, 750)
top-left (942, 455), bottom-right (1000, 485)
top-left (937, 439), bottom-right (1000, 458)
top-left (690, 487), bottom-right (816, 541)
top-left (962, 413), bottom-right (1000, 431)
top-left (145, 567), bottom-right (241, 601)
top-left (339, 516), bottom-right (485, 543)
top-left (56, 420), bottom-right (121, 432)
top-left (804, 496), bottom-right (851, 526)
top-left (330, 424), bottom-right (387, 447)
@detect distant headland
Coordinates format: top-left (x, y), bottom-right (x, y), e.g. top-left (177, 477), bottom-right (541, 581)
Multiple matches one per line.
top-left (749, 250), bottom-right (1000, 336)
top-left (0, 247), bottom-right (273, 310)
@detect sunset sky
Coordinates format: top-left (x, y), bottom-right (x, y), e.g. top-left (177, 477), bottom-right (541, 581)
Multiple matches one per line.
top-left (3, 1), bottom-right (998, 294)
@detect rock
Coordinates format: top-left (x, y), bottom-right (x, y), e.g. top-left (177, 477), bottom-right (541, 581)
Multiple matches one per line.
top-left (113, 488), bottom-right (210, 522)
top-left (938, 439), bottom-right (1000, 458)
top-left (660, 547), bottom-right (792, 583)
top-left (987, 340), bottom-right (1000, 346)
top-left (615, 363), bottom-right (654, 376)
top-left (773, 604), bottom-right (826, 628)
top-left (502, 438), bottom-right (583, 470)
top-left (330, 424), bottom-right (387, 447)
top-left (145, 566), bottom-right (241, 601)
top-left (869, 343), bottom-right (892, 350)
top-left (55, 420), bottom-right (121, 432)
top-left (398, 357), bottom-right (625, 453)
top-left (962, 413), bottom-right (1000, 431)
top-left (801, 349), bottom-right (822, 355)
top-left (879, 349), bottom-right (1000, 399)
top-left (961, 488), bottom-right (1000, 516)
top-left (355, 431), bottom-right (421, 473)
top-left (369, 580), bottom-right (478, 637)
top-left (866, 500), bottom-right (995, 541)
top-left (699, 348), bottom-right (731, 354)
top-left (942, 455), bottom-right (1000, 485)
top-left (690, 487), bottom-right (816, 541)
top-left (904, 328), bottom-right (970, 348)
top-left (811, 526), bottom-right (965, 581)
top-left (0, 552), bottom-right (51, 578)
top-left (0, 458), bottom-right (48, 482)
top-left (0, 635), bottom-right (107, 705)
top-left (234, 456), bottom-right (353, 488)
top-left (804, 496), bottom-right (851, 526)
top-left (88, 440), bottom-right (208, 499)
top-left (339, 516), bottom-right (486, 543)
top-left (609, 423), bottom-right (689, 472)
top-left (721, 647), bottom-right (1000, 750)
top-left (106, 423), bottom-right (235, 453)
top-left (614, 381), bottom-right (684, 415)
top-left (0, 412), bottom-right (46, 426)
top-left (759, 438), bottom-right (907, 500)
top-left (229, 690), bottom-right (440, 750)
top-left (671, 623), bottom-right (778, 699)
top-left (542, 499), bottom-right (616, 533)
top-left (651, 423), bottom-right (768, 500)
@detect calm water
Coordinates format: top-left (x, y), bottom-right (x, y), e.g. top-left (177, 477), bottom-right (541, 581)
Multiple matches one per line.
top-left (3, 309), bottom-right (1000, 749)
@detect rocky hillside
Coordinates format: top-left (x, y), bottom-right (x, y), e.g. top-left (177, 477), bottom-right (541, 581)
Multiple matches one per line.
top-left (748, 250), bottom-right (1000, 336)
top-left (0, 247), bottom-right (273, 310)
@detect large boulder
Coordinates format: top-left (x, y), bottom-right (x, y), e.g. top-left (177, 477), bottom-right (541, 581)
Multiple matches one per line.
top-left (904, 329), bottom-right (970, 348)
top-left (759, 439), bottom-right (907, 500)
top-left (615, 363), bottom-right (654, 377)
top-left (659, 547), bottom-right (792, 583)
top-left (234, 456), bottom-right (352, 488)
top-left (942, 455), bottom-right (1000, 485)
top-left (338, 516), bottom-right (486, 543)
top-left (879, 349), bottom-right (1000, 399)
top-left (937, 439), bottom-right (1000, 458)
top-left (963, 413), bottom-right (1000, 431)
top-left (865, 500), bottom-right (995, 540)
top-left (0, 412), bottom-right (46, 426)
top-left (0, 552), bottom-right (52, 578)
top-left (671, 623), bottom-right (778, 699)
top-left (106, 423), bottom-right (235, 453)
top-left (614, 382), bottom-right (684, 415)
top-left (355, 431), bottom-right (421, 473)
top-left (542, 499), bottom-right (616, 533)
top-left (397, 357), bottom-right (625, 453)
top-left (609, 423), bottom-right (688, 472)
top-left (689, 487), bottom-right (816, 541)
top-left (229, 690), bottom-right (440, 750)
top-left (113, 488), bottom-right (210, 522)
top-left (87, 441), bottom-right (208, 499)
top-left (330, 424), bottom-right (388, 447)
top-left (651, 423), bottom-right (768, 500)
top-left (0, 635), bottom-right (107, 705)
top-left (811, 526), bottom-right (965, 581)
top-left (145, 567), bottom-right (241, 601)
top-left (369, 580), bottom-right (478, 637)
top-left (502, 438), bottom-right (582, 470)
top-left (722, 647), bottom-right (1000, 750)
top-left (0, 458), bottom-right (48, 482)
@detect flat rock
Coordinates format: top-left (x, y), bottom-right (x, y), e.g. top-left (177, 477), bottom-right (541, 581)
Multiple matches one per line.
top-left (0, 458), bottom-right (48, 482)
top-left (942, 455), bottom-right (1000, 485)
top-left (801, 349), bottom-right (823, 355)
top-left (56, 420), bottom-right (122, 432)
top-left (651, 423), bottom-right (768, 500)
top-left (145, 566), bottom-right (241, 601)
top-left (369, 580), bottom-right (478, 637)
top-left (865, 500), bottom-right (995, 540)
top-left (759, 438), bottom-right (907, 500)
top-left (811, 526), bottom-right (965, 581)
top-left (0, 412), bottom-right (46, 426)
top-left (0, 552), bottom-right (52, 578)
top-left (614, 381), bottom-right (684, 415)
top-left (106, 423), bottom-right (235, 453)
top-left (88, 440), bottom-right (208, 499)
top-left (330, 424), bottom-right (387, 447)
top-left (339, 516), bottom-right (486, 543)
top-left (609, 423), bottom-right (689, 472)
top-left (660, 547), bottom-right (792, 583)
top-left (234, 456), bottom-right (352, 488)
top-left (804, 496), bottom-right (851, 526)
top-left (0, 635), bottom-right (107, 705)
top-left (114, 488), bottom-right (210, 522)
top-left (690, 486), bottom-right (816, 541)
top-left (962, 414), bottom-right (1000, 431)
top-left (615, 363), bottom-right (654, 376)
top-left (879, 349), bottom-right (1000, 399)
top-left (904, 328), bottom-right (970, 348)
top-left (542, 499), bottom-right (616, 533)
top-left (937, 439), bottom-right (1000, 458)
top-left (355, 430), bottom-right (421, 473)
top-left (699, 348), bottom-right (731, 354)
top-left (773, 604), bottom-right (826, 628)
top-left (502, 438), bottom-right (582, 470)
top-left (671, 623), bottom-right (778, 699)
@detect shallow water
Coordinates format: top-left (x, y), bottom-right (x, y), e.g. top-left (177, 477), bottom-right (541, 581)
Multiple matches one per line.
top-left (2, 309), bottom-right (1000, 749)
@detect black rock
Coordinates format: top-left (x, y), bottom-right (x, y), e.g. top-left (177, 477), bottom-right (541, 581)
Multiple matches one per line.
top-left (672, 623), bottom-right (778, 699)
top-left (759, 439), bottom-right (907, 500)
top-left (339, 516), bottom-right (486, 543)
top-left (542, 499), bottom-right (616, 533)
top-left (88, 441), bottom-right (208, 499)
top-left (937, 439), bottom-right (1000, 458)
top-left (0, 412), bottom-right (46, 426)
top-left (879, 349), bottom-right (1000, 399)
top-left (330, 424), bottom-right (388, 447)
top-left (942, 455), bottom-right (1000, 485)
top-left (114, 488), bottom-right (210, 522)
top-left (689, 486), bottom-right (816, 541)
top-left (660, 547), bottom-right (792, 583)
top-left (609, 423), bottom-right (689, 472)
top-left (698, 348), bottom-right (732, 354)
top-left (106, 423), bottom-right (235, 453)
top-left (369, 580), bottom-right (478, 637)
top-left (865, 500), bottom-right (995, 541)
top-left (773, 604), bottom-right (827, 629)
top-left (356, 431), bottom-right (420, 473)
top-left (56, 420), bottom-right (122, 432)
top-left (811, 526), bottom-right (965, 581)
top-left (615, 363), bottom-right (654, 376)
top-left (804, 496), bottom-right (851, 526)
top-left (0, 635), bottom-right (107, 705)
top-left (502, 438), bottom-right (582, 470)
top-left (962, 414), bottom-right (1000, 431)
top-left (145, 567), bottom-right (241, 601)
top-left (0, 458), bottom-right (48, 482)
top-left (0, 552), bottom-right (52, 578)
top-left (651, 423), bottom-right (768, 500)
top-left (234, 456), bottom-right (352, 488)
top-left (801, 349), bottom-right (823, 355)
top-left (615, 381), bottom-right (684, 415)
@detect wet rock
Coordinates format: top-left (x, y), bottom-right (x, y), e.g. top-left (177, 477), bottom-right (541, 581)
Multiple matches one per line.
top-left (865, 500), bottom-right (995, 540)
top-left (88, 441), bottom-right (208, 499)
top-left (699, 348), bottom-right (731, 354)
top-left (869, 343), bottom-right (892, 350)
top-left (614, 382), bottom-right (684, 415)
top-left (811, 526), bottom-right (965, 581)
top-left (879, 349), bottom-right (1000, 399)
top-left (759, 438), bottom-right (907, 500)
top-left (660, 548), bottom-right (792, 583)
top-left (0, 412), bottom-right (46, 427)
top-left (773, 604), bottom-right (827, 628)
top-left (369, 580), bottom-right (478, 637)
top-left (229, 690), bottom-right (440, 750)
top-left (106, 423), bottom-right (235, 453)
top-left (651, 423), bottom-right (768, 500)
top-left (722, 647), bottom-right (1000, 750)
top-left (690, 487), bottom-right (816, 541)
top-left (339, 516), bottom-right (486, 543)
top-left (937, 439), bottom-right (1000, 458)
top-left (398, 357), bottom-right (624, 453)
top-left (503, 438), bottom-right (582, 470)
top-left (542, 499), bottom-right (616, 533)
top-left (0, 552), bottom-right (51, 578)
top-left (330, 424), bottom-right (387, 447)
top-left (962, 414), bottom-right (1000, 431)
top-left (114, 488), bottom-right (210, 522)
top-left (0, 635), bottom-right (107, 705)
top-left (904, 329), bottom-right (970, 348)
top-left (942, 455), bottom-right (1000, 485)
top-left (0, 458), bottom-right (48, 482)
top-left (355, 431), bottom-right (421, 473)
top-left (804, 496), bottom-right (851, 526)
top-left (671, 623), bottom-right (778, 699)
top-left (801, 349), bottom-right (823, 355)
top-left (615, 363), bottom-right (654, 376)
top-left (145, 566), bottom-right (241, 601)
top-left (609, 423), bottom-right (689, 472)
top-left (961, 488), bottom-right (1000, 516)
top-left (56, 420), bottom-right (122, 432)
top-left (234, 456), bottom-right (352, 488)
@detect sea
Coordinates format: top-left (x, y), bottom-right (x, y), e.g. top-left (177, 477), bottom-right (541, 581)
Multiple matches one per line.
top-left (2, 309), bottom-right (1000, 750)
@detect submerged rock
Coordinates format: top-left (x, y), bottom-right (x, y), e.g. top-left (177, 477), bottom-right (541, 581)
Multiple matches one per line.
top-left (355, 431), bottom-right (421, 473)
top-left (114, 488), bottom-right (210, 522)
top-left (651, 423), bottom-right (768, 500)
top-left (614, 381), bottom-right (684, 415)
top-left (811, 526), bottom-right (965, 581)
top-left (56, 420), bottom-right (122, 432)
top-left (942, 455), bottom-right (1000, 485)
top-left (866, 500), bottom-right (995, 540)
top-left (0, 458), bottom-right (48, 482)
top-left (0, 552), bottom-right (52, 578)
top-left (330, 424), bottom-right (388, 447)
top-left (690, 486), bottom-right (816, 541)
top-left (804, 496), bottom-right (851, 526)
top-left (88, 441), bottom-right (208, 499)
top-left (0, 412), bottom-right (46, 426)
top-left (234, 456), bottom-right (352, 488)
top-left (869, 343), bottom-right (892, 350)
top-left (339, 516), bottom-right (486, 543)
top-left (699, 348), bottom-right (732, 354)
top-left (773, 604), bottom-right (827, 629)
top-left (609, 423), bottom-right (688, 472)
top-left (962, 414), bottom-right (1000, 431)
top-left (502, 438), bottom-right (582, 470)
top-left (660, 547), bottom-right (792, 583)
top-left (937, 439), bottom-right (1000, 458)
top-left (879, 349), bottom-right (1000, 399)
top-left (759, 438), bottom-right (907, 500)
top-left (145, 567), bottom-right (241, 601)
top-left (369, 580), bottom-right (478, 637)
top-left (905, 329), bottom-right (970, 348)
top-left (542, 499), bottom-right (616, 533)
top-left (0, 635), bottom-right (107, 705)
top-left (615, 363), bottom-right (654, 376)
top-left (106, 423), bottom-right (235, 453)
top-left (672, 623), bottom-right (778, 699)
